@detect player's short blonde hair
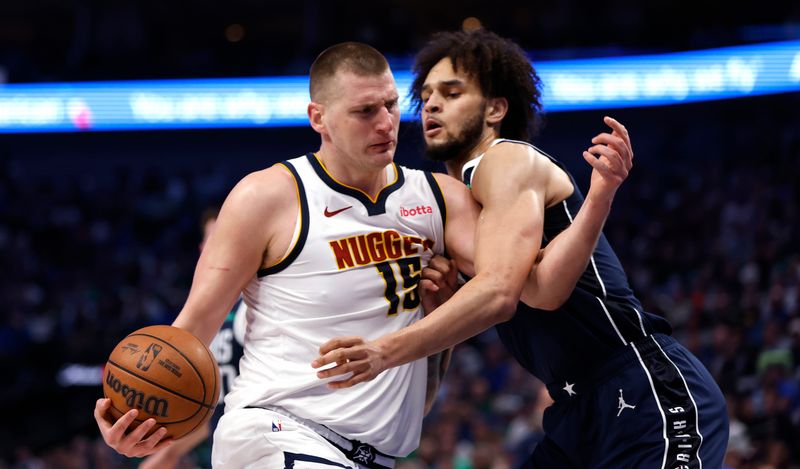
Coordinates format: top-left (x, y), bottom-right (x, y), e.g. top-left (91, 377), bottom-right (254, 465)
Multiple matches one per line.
top-left (309, 42), bottom-right (389, 103)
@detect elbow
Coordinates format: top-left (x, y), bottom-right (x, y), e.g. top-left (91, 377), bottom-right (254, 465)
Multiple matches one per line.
top-left (536, 294), bottom-right (569, 312)
top-left (520, 287), bottom-right (569, 311)
top-left (531, 283), bottom-right (573, 311)
top-left (471, 274), bottom-right (522, 323)
top-left (490, 289), bottom-right (519, 323)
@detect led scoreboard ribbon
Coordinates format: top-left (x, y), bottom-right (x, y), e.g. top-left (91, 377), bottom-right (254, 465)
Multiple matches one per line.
top-left (1, 40), bottom-right (798, 133)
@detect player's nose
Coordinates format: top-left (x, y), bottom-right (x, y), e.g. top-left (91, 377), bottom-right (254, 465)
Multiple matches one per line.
top-left (423, 95), bottom-right (441, 114)
top-left (374, 106), bottom-right (394, 134)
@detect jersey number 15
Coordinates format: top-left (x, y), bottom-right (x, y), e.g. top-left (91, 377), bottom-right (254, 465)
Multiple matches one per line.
top-left (375, 257), bottom-right (421, 316)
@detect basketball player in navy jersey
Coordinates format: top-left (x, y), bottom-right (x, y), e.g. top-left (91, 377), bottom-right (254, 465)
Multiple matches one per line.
top-left (139, 208), bottom-right (245, 469)
top-left (94, 41), bottom-right (631, 467)
top-left (315, 30), bottom-right (729, 468)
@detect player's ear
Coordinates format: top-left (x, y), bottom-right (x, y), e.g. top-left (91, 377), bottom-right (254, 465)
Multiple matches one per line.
top-left (308, 102), bottom-right (325, 134)
top-left (485, 97), bottom-right (508, 126)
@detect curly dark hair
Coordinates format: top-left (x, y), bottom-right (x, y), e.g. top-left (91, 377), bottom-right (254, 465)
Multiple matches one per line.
top-left (410, 29), bottom-right (544, 141)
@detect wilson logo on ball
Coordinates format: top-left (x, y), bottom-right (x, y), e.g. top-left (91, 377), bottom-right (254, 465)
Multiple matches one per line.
top-left (136, 343), bottom-right (162, 371)
top-left (105, 369), bottom-right (170, 417)
top-left (104, 325), bottom-right (220, 439)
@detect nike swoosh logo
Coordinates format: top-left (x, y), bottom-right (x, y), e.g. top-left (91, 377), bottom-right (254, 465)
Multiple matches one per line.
top-left (324, 205), bottom-right (353, 217)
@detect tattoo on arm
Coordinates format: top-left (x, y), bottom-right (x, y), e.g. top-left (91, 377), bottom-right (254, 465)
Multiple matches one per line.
top-left (423, 348), bottom-right (453, 415)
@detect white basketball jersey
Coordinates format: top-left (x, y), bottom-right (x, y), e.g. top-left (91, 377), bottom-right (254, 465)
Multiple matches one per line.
top-left (225, 153), bottom-right (447, 456)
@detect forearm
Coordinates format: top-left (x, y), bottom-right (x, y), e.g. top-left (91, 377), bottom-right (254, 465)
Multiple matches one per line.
top-left (172, 251), bottom-right (253, 346)
top-left (522, 192), bottom-right (613, 309)
top-left (377, 275), bottom-right (516, 369)
top-left (172, 303), bottom-right (233, 346)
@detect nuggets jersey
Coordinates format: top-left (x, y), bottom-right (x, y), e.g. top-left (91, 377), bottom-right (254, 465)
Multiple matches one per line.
top-left (224, 153), bottom-right (446, 456)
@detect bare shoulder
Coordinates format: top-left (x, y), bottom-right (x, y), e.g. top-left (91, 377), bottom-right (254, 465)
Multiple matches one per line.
top-left (226, 164), bottom-right (298, 214)
top-left (431, 172), bottom-right (479, 212)
top-left (218, 164), bottom-right (300, 266)
top-left (431, 171), bottom-right (467, 193)
top-left (481, 141), bottom-right (553, 174)
top-left (478, 142), bottom-right (562, 189)
top-left (479, 142), bottom-right (571, 206)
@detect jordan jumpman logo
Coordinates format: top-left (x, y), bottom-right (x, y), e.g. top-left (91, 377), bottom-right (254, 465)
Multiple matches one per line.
top-left (617, 389), bottom-right (636, 416)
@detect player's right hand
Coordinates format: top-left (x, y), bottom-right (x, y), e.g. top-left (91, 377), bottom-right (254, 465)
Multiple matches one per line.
top-left (94, 398), bottom-right (172, 458)
top-left (420, 255), bottom-right (459, 316)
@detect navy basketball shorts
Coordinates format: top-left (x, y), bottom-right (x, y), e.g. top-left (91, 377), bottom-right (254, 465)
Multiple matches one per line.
top-left (522, 334), bottom-right (729, 468)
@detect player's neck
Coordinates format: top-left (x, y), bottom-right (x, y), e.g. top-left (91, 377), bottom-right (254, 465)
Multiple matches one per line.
top-left (443, 131), bottom-right (497, 179)
top-left (315, 149), bottom-right (390, 198)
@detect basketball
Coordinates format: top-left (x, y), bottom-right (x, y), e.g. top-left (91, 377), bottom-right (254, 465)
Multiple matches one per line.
top-left (102, 325), bottom-right (220, 440)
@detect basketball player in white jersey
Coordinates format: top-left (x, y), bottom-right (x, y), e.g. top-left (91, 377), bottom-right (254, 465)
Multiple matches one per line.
top-left (93, 42), bottom-right (629, 468)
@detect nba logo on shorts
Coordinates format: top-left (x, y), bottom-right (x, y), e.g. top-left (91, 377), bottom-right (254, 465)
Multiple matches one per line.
top-left (136, 343), bottom-right (162, 371)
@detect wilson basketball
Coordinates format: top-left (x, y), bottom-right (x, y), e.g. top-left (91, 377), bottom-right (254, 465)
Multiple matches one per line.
top-left (103, 325), bottom-right (220, 439)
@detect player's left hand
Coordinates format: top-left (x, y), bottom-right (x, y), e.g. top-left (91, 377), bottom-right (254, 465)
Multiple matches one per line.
top-left (420, 255), bottom-right (459, 315)
top-left (583, 116), bottom-right (633, 201)
top-left (311, 336), bottom-right (387, 389)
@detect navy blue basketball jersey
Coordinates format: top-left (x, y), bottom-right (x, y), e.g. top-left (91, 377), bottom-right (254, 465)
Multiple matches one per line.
top-left (461, 139), bottom-right (672, 389)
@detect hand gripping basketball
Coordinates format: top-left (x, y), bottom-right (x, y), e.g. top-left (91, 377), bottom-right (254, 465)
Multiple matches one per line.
top-left (96, 325), bottom-right (220, 457)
